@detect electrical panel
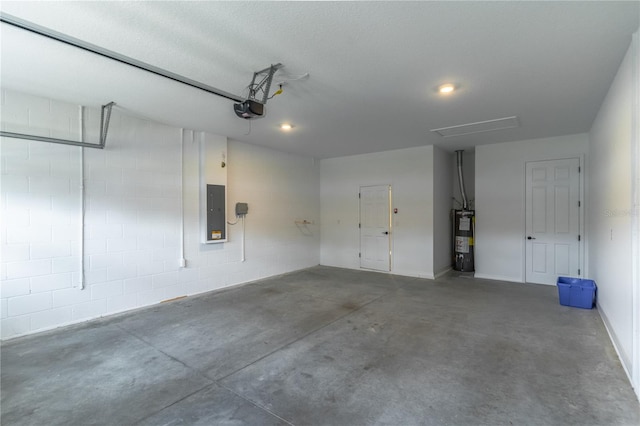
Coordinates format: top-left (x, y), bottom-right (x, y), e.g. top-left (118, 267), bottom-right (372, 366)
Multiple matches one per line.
top-left (206, 184), bottom-right (226, 242)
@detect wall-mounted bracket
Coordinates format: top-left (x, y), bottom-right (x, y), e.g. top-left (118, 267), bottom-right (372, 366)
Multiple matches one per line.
top-left (248, 63), bottom-right (283, 104)
top-left (0, 102), bottom-right (116, 149)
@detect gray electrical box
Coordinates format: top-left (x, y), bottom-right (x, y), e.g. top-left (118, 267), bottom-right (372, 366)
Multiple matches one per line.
top-left (236, 202), bottom-right (248, 216)
top-left (206, 184), bottom-right (226, 241)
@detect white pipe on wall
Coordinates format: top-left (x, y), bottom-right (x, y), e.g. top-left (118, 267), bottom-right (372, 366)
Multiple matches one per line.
top-left (78, 105), bottom-right (85, 290)
top-left (241, 215), bottom-right (246, 262)
top-left (179, 128), bottom-right (186, 268)
top-left (455, 150), bottom-right (469, 210)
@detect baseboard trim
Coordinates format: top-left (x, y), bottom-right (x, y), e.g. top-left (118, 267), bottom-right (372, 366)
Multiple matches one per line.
top-left (473, 273), bottom-right (523, 283)
top-left (434, 267), bottom-right (452, 279)
top-left (598, 303), bottom-right (637, 401)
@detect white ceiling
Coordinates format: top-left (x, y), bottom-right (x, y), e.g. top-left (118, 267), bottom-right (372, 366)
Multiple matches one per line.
top-left (1, 1), bottom-right (638, 158)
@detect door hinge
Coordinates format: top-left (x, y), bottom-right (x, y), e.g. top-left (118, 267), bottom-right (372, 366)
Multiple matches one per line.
top-left (578, 200), bottom-right (581, 207)
top-left (578, 235), bottom-right (581, 241)
top-left (578, 166), bottom-right (581, 173)
top-left (359, 223), bottom-right (361, 228)
top-left (358, 193), bottom-right (361, 198)
top-left (578, 268), bottom-right (581, 275)
top-left (359, 252), bottom-right (361, 258)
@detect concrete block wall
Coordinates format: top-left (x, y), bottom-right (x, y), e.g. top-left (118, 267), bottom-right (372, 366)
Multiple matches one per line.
top-left (1, 91), bottom-right (85, 337)
top-left (1, 89), bottom-right (320, 339)
top-left (181, 130), bottom-right (320, 296)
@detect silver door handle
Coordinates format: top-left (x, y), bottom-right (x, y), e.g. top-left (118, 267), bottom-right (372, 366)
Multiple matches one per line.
top-left (527, 236), bottom-right (536, 240)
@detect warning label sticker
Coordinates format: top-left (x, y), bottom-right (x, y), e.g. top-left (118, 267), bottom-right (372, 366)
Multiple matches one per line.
top-left (455, 236), bottom-right (469, 253)
top-left (459, 217), bottom-right (471, 231)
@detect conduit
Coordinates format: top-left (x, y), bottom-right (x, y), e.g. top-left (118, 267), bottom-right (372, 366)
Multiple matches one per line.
top-left (79, 106), bottom-right (85, 290)
top-left (241, 215), bottom-right (246, 262)
top-left (227, 211), bottom-right (247, 262)
top-left (179, 129), bottom-right (186, 268)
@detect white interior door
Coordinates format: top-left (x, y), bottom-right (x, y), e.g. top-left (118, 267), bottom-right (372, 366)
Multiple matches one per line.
top-left (526, 158), bottom-right (581, 285)
top-left (360, 185), bottom-right (391, 271)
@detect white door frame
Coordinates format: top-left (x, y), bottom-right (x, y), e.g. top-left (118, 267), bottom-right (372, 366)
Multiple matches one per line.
top-left (524, 156), bottom-right (585, 284)
top-left (359, 184), bottom-right (392, 272)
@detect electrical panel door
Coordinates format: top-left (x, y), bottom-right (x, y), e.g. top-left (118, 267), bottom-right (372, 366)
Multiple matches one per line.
top-left (206, 184), bottom-right (226, 241)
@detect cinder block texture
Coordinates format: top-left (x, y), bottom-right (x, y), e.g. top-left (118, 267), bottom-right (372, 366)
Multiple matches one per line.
top-left (1, 89), bottom-right (320, 339)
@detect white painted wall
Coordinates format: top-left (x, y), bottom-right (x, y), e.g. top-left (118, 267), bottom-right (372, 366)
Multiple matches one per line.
top-left (433, 146), bottom-right (453, 277)
top-left (320, 146), bottom-right (435, 278)
top-left (474, 133), bottom-right (589, 283)
top-left (588, 33), bottom-right (638, 393)
top-left (0, 89), bottom-right (320, 339)
top-left (633, 30), bottom-right (640, 401)
top-left (183, 137), bottom-right (321, 292)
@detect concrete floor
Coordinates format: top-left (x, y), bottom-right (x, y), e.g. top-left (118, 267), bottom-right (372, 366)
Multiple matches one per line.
top-left (2, 266), bottom-right (639, 425)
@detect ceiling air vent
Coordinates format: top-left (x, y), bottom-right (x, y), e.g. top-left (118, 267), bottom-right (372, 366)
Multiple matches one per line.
top-left (431, 116), bottom-right (520, 138)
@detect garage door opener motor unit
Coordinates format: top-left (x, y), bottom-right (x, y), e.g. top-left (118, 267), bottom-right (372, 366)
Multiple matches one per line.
top-left (234, 63), bottom-right (282, 119)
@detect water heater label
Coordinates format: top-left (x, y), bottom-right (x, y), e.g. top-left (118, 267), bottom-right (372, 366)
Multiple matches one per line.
top-left (455, 236), bottom-right (470, 253)
top-left (459, 217), bottom-right (471, 231)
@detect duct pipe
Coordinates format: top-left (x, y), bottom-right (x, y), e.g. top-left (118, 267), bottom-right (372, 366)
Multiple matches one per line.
top-left (456, 150), bottom-right (469, 210)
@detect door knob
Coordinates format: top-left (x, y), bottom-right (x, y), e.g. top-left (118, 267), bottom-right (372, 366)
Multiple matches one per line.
top-left (383, 231), bottom-right (389, 235)
top-left (527, 236), bottom-right (536, 240)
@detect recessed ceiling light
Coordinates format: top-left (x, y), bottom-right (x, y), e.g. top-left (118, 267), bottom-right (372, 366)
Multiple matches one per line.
top-left (438, 83), bottom-right (456, 94)
top-left (280, 123), bottom-right (294, 131)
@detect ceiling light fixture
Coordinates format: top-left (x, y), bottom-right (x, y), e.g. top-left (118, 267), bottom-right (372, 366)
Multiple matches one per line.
top-left (280, 123), bottom-right (294, 131)
top-left (438, 83), bottom-right (456, 94)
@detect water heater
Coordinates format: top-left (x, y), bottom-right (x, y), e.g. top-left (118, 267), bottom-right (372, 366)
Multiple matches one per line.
top-left (453, 150), bottom-right (475, 272)
top-left (454, 209), bottom-right (475, 272)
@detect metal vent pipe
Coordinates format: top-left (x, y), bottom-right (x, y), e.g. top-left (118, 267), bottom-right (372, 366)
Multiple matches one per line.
top-left (456, 150), bottom-right (469, 210)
